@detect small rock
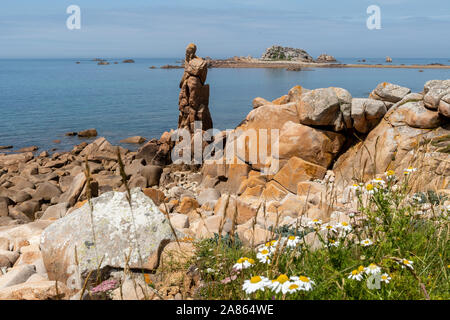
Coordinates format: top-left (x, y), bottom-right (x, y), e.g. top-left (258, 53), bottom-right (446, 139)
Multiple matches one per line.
top-left (40, 202), bottom-right (69, 220)
top-left (141, 165), bottom-right (163, 187)
top-left (0, 265), bottom-right (36, 289)
top-left (0, 280), bottom-right (69, 300)
top-left (17, 146), bottom-right (38, 153)
top-left (177, 197), bottom-right (199, 214)
top-left (197, 188), bottom-right (221, 207)
top-left (33, 182), bottom-right (62, 202)
top-left (78, 129), bottom-right (98, 138)
top-left (143, 188), bottom-right (165, 206)
top-left (170, 214), bottom-right (189, 229)
top-left (120, 136), bottom-right (147, 144)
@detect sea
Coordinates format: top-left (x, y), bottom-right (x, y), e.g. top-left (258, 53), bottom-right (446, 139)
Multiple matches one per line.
top-left (0, 57), bottom-right (449, 153)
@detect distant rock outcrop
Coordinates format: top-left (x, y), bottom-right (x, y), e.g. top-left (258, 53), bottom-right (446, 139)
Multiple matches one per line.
top-left (261, 46), bottom-right (314, 62)
top-left (316, 54), bottom-right (337, 62)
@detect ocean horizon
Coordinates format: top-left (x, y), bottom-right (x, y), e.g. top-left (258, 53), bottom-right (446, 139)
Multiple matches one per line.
top-left (1, 57), bottom-right (449, 153)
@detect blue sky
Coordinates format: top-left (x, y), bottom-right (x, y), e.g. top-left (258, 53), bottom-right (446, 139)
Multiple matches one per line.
top-left (0, 0), bottom-right (449, 58)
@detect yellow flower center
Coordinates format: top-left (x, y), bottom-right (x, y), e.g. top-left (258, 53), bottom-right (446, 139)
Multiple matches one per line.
top-left (288, 236), bottom-right (296, 241)
top-left (289, 284), bottom-right (299, 290)
top-left (381, 275), bottom-right (388, 280)
top-left (358, 266), bottom-right (365, 272)
top-left (403, 260), bottom-right (410, 265)
top-left (250, 276), bottom-right (262, 284)
top-left (369, 264), bottom-right (377, 269)
top-left (330, 240), bottom-right (335, 243)
top-left (276, 274), bottom-right (289, 284)
top-left (366, 184), bottom-right (374, 191)
top-left (387, 170), bottom-right (395, 176)
top-left (342, 222), bottom-right (348, 226)
top-left (351, 270), bottom-right (359, 275)
top-left (237, 258), bottom-right (245, 264)
top-left (247, 258), bottom-right (255, 265)
top-left (261, 249), bottom-right (269, 255)
top-left (299, 276), bottom-right (310, 283)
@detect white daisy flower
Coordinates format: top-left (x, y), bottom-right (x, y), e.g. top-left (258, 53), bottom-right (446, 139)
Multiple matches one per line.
top-left (257, 247), bottom-right (271, 255)
top-left (364, 263), bottom-right (381, 275)
top-left (336, 221), bottom-right (352, 233)
top-left (285, 235), bottom-right (301, 248)
top-left (264, 240), bottom-right (278, 253)
top-left (291, 276), bottom-right (315, 291)
top-left (399, 259), bottom-right (414, 270)
top-left (371, 178), bottom-right (386, 187)
top-left (233, 257), bottom-right (255, 270)
top-left (380, 273), bottom-right (391, 284)
top-left (403, 167), bottom-right (417, 175)
top-left (269, 274), bottom-right (290, 294)
top-left (321, 224), bottom-right (337, 233)
top-left (326, 239), bottom-right (340, 248)
top-left (360, 239), bottom-right (373, 247)
top-left (365, 183), bottom-right (376, 195)
top-left (384, 170), bottom-right (396, 181)
top-left (258, 255), bottom-right (271, 264)
top-left (307, 219), bottom-right (322, 227)
top-left (348, 267), bottom-right (364, 281)
top-left (242, 276), bottom-right (269, 294)
top-left (350, 183), bottom-right (362, 193)
top-left (282, 282), bottom-right (301, 294)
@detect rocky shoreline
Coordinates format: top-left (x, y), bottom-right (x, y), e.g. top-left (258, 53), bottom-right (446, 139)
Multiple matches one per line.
top-left (0, 45), bottom-right (449, 299)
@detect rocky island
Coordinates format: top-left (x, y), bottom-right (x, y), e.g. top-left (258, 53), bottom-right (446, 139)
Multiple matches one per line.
top-left (206, 45), bottom-right (450, 69)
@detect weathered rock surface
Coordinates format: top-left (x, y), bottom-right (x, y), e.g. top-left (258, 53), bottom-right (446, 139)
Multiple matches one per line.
top-left (297, 87), bottom-right (344, 131)
top-left (0, 280), bottom-right (69, 300)
top-left (273, 157), bottom-right (327, 194)
top-left (334, 85), bottom-right (449, 192)
top-left (40, 189), bottom-right (181, 284)
top-left (275, 121), bottom-right (345, 168)
top-left (0, 265), bottom-right (36, 289)
top-left (370, 82), bottom-right (411, 103)
top-left (351, 98), bottom-right (388, 133)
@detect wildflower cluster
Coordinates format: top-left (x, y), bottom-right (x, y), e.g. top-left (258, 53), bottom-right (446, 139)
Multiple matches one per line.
top-left (194, 166), bottom-right (449, 300)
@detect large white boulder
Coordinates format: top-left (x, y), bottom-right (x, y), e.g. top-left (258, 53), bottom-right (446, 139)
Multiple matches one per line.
top-left (40, 188), bottom-right (181, 288)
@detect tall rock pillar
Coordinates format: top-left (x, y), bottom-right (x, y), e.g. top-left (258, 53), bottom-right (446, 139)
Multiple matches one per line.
top-left (178, 43), bottom-right (213, 133)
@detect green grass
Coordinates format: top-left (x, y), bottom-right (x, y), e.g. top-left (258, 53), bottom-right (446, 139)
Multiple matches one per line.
top-left (192, 173), bottom-right (449, 300)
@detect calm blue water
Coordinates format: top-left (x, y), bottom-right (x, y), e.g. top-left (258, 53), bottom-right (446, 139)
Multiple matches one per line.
top-left (0, 58), bottom-right (449, 153)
